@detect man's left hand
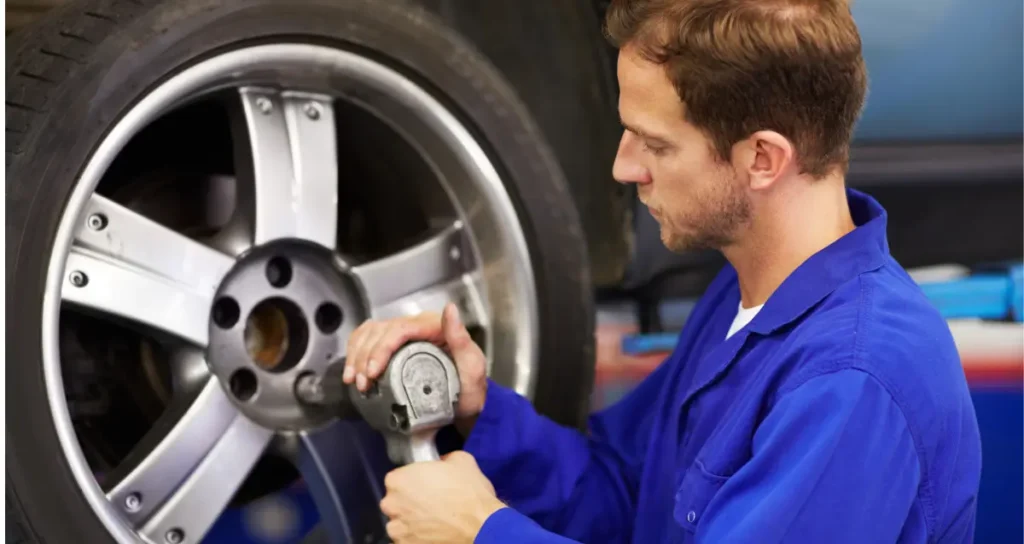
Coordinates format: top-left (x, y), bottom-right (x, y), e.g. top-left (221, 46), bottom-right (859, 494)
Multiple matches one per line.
top-left (381, 450), bottom-right (506, 543)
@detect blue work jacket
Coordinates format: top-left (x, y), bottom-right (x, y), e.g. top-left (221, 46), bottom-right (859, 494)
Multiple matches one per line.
top-left (464, 189), bottom-right (982, 543)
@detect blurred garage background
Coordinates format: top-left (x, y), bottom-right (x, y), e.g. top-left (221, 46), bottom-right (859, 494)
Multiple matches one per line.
top-left (7, 0), bottom-right (1022, 542)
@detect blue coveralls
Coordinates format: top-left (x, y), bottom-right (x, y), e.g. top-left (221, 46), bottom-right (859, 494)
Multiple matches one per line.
top-left (465, 190), bottom-right (982, 543)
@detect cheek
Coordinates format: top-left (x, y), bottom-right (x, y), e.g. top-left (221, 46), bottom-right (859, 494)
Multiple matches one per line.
top-left (650, 161), bottom-right (695, 203)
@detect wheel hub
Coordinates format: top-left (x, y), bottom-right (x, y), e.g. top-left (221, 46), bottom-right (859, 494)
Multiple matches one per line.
top-left (206, 241), bottom-right (366, 430)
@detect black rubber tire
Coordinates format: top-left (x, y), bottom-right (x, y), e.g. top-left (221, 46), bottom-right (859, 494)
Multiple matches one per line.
top-left (5, 0), bottom-right (595, 542)
top-left (418, 1), bottom-right (631, 287)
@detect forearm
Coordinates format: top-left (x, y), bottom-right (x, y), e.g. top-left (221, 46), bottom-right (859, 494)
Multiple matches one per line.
top-left (464, 380), bottom-right (637, 542)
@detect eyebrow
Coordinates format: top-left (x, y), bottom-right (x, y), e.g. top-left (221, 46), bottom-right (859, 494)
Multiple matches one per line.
top-left (620, 117), bottom-right (672, 145)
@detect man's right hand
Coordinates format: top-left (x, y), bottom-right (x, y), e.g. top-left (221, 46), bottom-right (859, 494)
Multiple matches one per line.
top-left (342, 303), bottom-right (488, 426)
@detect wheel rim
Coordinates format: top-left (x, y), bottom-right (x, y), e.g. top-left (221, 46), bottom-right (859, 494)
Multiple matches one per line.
top-left (41, 43), bottom-right (539, 543)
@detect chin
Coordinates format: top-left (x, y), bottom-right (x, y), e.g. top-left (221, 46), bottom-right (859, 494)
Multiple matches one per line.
top-left (661, 228), bottom-right (712, 254)
top-left (660, 229), bottom-right (688, 253)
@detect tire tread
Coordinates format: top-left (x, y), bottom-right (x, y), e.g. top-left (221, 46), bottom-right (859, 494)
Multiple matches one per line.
top-left (7, 3), bottom-right (151, 540)
top-left (5, 0), bottom-right (143, 163)
top-left (6, 489), bottom-right (34, 544)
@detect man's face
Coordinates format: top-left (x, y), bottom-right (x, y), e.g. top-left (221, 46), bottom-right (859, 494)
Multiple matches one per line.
top-left (612, 46), bottom-right (751, 253)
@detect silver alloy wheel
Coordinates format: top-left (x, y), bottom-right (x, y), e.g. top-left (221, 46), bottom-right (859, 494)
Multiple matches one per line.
top-left (42, 43), bottom-right (538, 543)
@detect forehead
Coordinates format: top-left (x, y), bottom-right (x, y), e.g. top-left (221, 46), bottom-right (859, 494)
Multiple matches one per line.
top-left (616, 47), bottom-right (685, 131)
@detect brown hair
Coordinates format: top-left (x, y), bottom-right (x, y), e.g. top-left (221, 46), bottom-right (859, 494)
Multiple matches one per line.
top-left (605, 0), bottom-right (867, 178)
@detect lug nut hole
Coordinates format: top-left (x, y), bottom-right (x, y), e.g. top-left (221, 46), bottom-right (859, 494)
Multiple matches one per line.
top-left (212, 297), bottom-right (240, 329)
top-left (266, 256), bottom-right (293, 288)
top-left (315, 303), bottom-right (344, 334)
top-left (229, 368), bottom-right (258, 401)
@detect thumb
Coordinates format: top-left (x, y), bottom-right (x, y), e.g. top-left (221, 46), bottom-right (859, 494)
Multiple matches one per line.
top-left (441, 303), bottom-right (480, 362)
top-left (441, 450), bottom-right (476, 466)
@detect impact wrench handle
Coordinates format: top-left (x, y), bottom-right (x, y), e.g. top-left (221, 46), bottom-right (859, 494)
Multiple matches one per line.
top-left (295, 341), bottom-right (460, 465)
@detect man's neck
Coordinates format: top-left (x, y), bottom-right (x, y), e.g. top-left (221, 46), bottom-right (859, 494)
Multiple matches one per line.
top-left (724, 178), bottom-right (856, 308)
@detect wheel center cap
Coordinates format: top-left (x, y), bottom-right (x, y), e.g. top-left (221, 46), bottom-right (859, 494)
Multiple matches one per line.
top-left (206, 241), bottom-right (366, 430)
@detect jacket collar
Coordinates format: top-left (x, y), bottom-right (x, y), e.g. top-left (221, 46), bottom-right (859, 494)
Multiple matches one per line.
top-left (745, 188), bottom-right (889, 335)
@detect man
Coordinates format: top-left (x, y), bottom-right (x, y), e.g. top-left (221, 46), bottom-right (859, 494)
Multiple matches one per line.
top-left (343, 0), bottom-right (983, 542)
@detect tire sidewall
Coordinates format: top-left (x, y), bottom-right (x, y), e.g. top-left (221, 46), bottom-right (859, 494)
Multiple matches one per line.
top-left (7, 1), bottom-right (594, 542)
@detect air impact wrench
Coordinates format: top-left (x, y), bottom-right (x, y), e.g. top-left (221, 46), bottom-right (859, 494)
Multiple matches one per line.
top-left (295, 341), bottom-right (460, 465)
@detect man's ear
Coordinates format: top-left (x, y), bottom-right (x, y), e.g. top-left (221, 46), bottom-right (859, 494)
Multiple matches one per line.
top-left (740, 130), bottom-right (795, 191)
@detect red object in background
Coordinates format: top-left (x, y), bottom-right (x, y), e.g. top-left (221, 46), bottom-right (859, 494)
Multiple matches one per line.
top-left (949, 321), bottom-right (1024, 388)
top-left (594, 321), bottom-right (1023, 394)
top-left (594, 324), bottom-right (664, 386)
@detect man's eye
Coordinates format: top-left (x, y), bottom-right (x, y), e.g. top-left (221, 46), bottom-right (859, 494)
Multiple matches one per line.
top-left (643, 142), bottom-right (667, 156)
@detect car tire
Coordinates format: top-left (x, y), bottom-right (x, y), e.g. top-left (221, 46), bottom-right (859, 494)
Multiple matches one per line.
top-left (6, 0), bottom-right (595, 542)
top-left (418, 0), bottom-right (630, 287)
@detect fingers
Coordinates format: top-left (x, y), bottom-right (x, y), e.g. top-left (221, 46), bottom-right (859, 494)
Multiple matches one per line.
top-left (354, 324), bottom-right (389, 390)
top-left (365, 317), bottom-right (441, 380)
top-left (380, 495), bottom-right (399, 518)
top-left (342, 320), bottom-right (377, 387)
top-left (385, 520), bottom-right (408, 541)
top-left (441, 450), bottom-right (476, 465)
top-left (343, 311), bottom-right (445, 392)
top-left (441, 304), bottom-right (485, 368)
top-left (441, 304), bottom-right (488, 416)
top-left (381, 466), bottom-right (411, 520)
top-left (343, 304), bottom-right (484, 396)
top-left (383, 466), bottom-right (403, 491)
top-left (381, 478), bottom-right (406, 541)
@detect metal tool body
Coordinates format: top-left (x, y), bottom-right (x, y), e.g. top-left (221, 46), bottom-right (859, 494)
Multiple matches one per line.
top-left (296, 341), bottom-right (460, 465)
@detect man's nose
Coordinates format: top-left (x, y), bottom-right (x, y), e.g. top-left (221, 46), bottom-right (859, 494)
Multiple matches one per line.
top-left (611, 132), bottom-right (651, 185)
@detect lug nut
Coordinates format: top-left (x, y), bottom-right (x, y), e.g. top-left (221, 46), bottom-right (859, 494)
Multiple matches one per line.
top-left (256, 97), bottom-right (272, 114)
top-left (449, 246), bottom-right (461, 261)
top-left (86, 213), bottom-right (107, 231)
top-left (69, 271), bottom-right (88, 287)
top-left (165, 528), bottom-right (184, 544)
top-left (303, 102), bottom-right (321, 120)
top-left (124, 492), bottom-right (142, 513)
top-left (295, 373), bottom-right (324, 404)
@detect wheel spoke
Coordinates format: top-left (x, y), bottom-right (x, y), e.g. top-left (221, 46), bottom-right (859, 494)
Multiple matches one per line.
top-left (62, 195), bottom-right (235, 346)
top-left (238, 87), bottom-right (339, 248)
top-left (294, 420), bottom-right (392, 544)
top-left (105, 379), bottom-right (234, 524)
top-left (118, 380), bottom-right (273, 544)
top-left (350, 222), bottom-right (484, 321)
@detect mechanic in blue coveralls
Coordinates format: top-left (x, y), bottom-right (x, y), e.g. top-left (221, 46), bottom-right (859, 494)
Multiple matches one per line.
top-left (342, 0), bottom-right (983, 542)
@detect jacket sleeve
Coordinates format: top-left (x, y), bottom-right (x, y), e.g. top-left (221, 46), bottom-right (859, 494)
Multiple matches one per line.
top-left (464, 360), bottom-right (673, 543)
top-left (696, 369), bottom-right (921, 543)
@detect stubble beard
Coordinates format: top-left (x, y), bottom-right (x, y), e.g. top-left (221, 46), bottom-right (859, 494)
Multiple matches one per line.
top-left (660, 172), bottom-right (751, 253)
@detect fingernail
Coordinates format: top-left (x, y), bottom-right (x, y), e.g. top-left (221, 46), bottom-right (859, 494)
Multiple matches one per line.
top-left (342, 365), bottom-right (354, 383)
top-left (356, 373), bottom-right (367, 391)
top-left (367, 359), bottom-right (378, 376)
top-left (450, 304), bottom-right (461, 325)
